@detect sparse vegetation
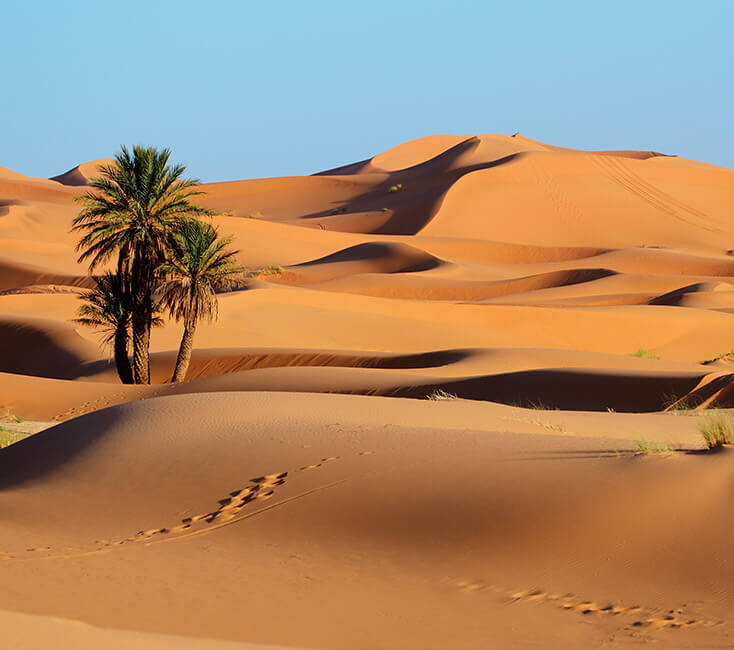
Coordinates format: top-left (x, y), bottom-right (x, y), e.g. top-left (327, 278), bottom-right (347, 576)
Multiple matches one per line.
top-left (243, 264), bottom-right (285, 279)
top-left (509, 399), bottom-right (556, 410)
top-left (426, 389), bottom-right (458, 401)
top-left (630, 347), bottom-right (660, 360)
top-left (0, 427), bottom-right (30, 449)
top-left (529, 400), bottom-right (552, 410)
top-left (245, 211), bottom-right (263, 219)
top-left (634, 438), bottom-right (674, 455)
top-left (663, 392), bottom-right (699, 412)
top-left (388, 183), bottom-right (403, 192)
top-left (701, 350), bottom-right (734, 365)
top-left (260, 264), bottom-right (284, 276)
top-left (698, 412), bottom-right (734, 449)
top-left (329, 206), bottom-right (348, 215)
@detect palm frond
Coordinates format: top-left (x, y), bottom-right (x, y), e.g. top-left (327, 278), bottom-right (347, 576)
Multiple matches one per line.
top-left (159, 219), bottom-right (243, 325)
top-left (72, 145), bottom-right (214, 277)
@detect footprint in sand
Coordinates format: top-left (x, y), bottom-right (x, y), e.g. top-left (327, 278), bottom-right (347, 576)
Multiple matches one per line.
top-left (11, 450), bottom-right (369, 559)
top-left (454, 579), bottom-right (722, 631)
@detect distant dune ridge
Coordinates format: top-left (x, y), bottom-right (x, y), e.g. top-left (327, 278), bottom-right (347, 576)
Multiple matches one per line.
top-left (1, 134), bottom-right (734, 649)
top-left (49, 158), bottom-right (115, 186)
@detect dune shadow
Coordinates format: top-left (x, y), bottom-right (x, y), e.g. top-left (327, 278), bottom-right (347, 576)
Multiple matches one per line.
top-left (0, 407), bottom-right (127, 490)
top-left (396, 368), bottom-right (706, 412)
top-left (289, 138), bottom-right (526, 235)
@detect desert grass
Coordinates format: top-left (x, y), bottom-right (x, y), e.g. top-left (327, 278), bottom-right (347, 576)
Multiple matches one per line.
top-left (662, 392), bottom-right (700, 412)
top-left (388, 183), bottom-right (403, 192)
top-left (698, 412), bottom-right (734, 449)
top-left (0, 427), bottom-right (30, 449)
top-left (634, 438), bottom-right (674, 455)
top-left (247, 264), bottom-right (284, 278)
top-left (426, 389), bottom-right (458, 401)
top-left (630, 347), bottom-right (660, 360)
top-left (509, 399), bottom-right (556, 410)
top-left (701, 350), bottom-right (734, 365)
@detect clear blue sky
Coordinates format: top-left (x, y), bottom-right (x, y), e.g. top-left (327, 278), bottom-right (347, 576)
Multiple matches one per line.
top-left (2, 1), bottom-right (732, 181)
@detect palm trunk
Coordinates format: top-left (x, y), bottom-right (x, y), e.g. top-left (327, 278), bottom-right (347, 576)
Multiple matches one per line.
top-left (113, 326), bottom-right (134, 384)
top-left (131, 256), bottom-right (153, 385)
top-left (131, 306), bottom-right (150, 384)
top-left (171, 320), bottom-right (196, 383)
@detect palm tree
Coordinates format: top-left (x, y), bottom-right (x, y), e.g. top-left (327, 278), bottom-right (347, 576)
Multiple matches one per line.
top-left (74, 273), bottom-right (164, 384)
top-left (72, 145), bottom-right (214, 384)
top-left (74, 273), bottom-right (134, 384)
top-left (159, 219), bottom-right (243, 383)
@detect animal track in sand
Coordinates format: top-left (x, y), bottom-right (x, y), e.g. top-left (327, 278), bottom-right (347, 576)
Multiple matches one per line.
top-left (3, 451), bottom-right (369, 560)
top-left (53, 390), bottom-right (135, 422)
top-left (453, 579), bottom-right (723, 631)
top-left (300, 456), bottom-right (340, 471)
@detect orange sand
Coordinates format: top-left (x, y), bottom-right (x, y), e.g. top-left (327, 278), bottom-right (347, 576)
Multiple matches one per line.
top-left (1, 134), bottom-right (734, 649)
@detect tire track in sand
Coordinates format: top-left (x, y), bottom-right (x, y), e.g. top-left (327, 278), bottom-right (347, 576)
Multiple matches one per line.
top-left (593, 155), bottom-right (722, 233)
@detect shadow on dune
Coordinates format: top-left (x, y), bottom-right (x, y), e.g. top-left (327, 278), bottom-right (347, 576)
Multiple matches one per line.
top-left (71, 349), bottom-right (706, 413)
top-left (74, 348), bottom-right (472, 382)
top-left (292, 242), bottom-right (444, 274)
top-left (0, 408), bottom-right (126, 489)
top-left (0, 317), bottom-right (97, 379)
top-left (300, 139), bottom-right (671, 236)
top-left (293, 138), bottom-right (527, 235)
top-left (399, 369), bottom-right (704, 412)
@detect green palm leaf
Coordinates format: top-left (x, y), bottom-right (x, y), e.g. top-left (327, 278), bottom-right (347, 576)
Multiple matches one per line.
top-left (71, 145), bottom-right (215, 384)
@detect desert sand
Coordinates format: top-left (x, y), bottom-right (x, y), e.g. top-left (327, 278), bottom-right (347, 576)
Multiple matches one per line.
top-left (1, 134), bottom-right (734, 649)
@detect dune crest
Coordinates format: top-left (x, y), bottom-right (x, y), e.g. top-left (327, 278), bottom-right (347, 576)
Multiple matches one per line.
top-left (2, 134), bottom-right (734, 649)
top-left (50, 158), bottom-right (114, 186)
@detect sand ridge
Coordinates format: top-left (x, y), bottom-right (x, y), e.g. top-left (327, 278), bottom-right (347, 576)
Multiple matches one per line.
top-left (1, 134), bottom-right (734, 648)
top-left (0, 393), bottom-right (732, 649)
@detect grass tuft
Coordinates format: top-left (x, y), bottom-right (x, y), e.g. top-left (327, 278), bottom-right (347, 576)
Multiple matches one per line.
top-left (0, 427), bottom-right (30, 449)
top-left (426, 389), bottom-right (458, 401)
top-left (247, 264), bottom-right (284, 278)
top-left (630, 347), bottom-right (660, 360)
top-left (244, 211), bottom-right (263, 219)
top-left (698, 412), bottom-right (734, 449)
top-left (701, 350), bottom-right (734, 365)
top-left (662, 392), bottom-right (699, 412)
top-left (634, 438), bottom-right (674, 455)
top-left (388, 183), bottom-right (403, 193)
top-left (509, 399), bottom-right (556, 410)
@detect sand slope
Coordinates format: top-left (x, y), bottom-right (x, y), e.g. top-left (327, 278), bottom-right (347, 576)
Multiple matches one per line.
top-left (2, 134), bottom-right (734, 648)
top-left (0, 393), bottom-right (732, 650)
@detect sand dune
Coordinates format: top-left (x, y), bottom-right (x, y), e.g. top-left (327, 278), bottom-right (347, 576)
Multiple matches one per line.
top-left (2, 134), bottom-right (734, 648)
top-left (0, 609), bottom-right (308, 650)
top-left (0, 343), bottom-right (714, 419)
top-left (0, 314), bottom-right (100, 378)
top-left (0, 393), bottom-right (732, 650)
top-left (49, 158), bottom-right (114, 186)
